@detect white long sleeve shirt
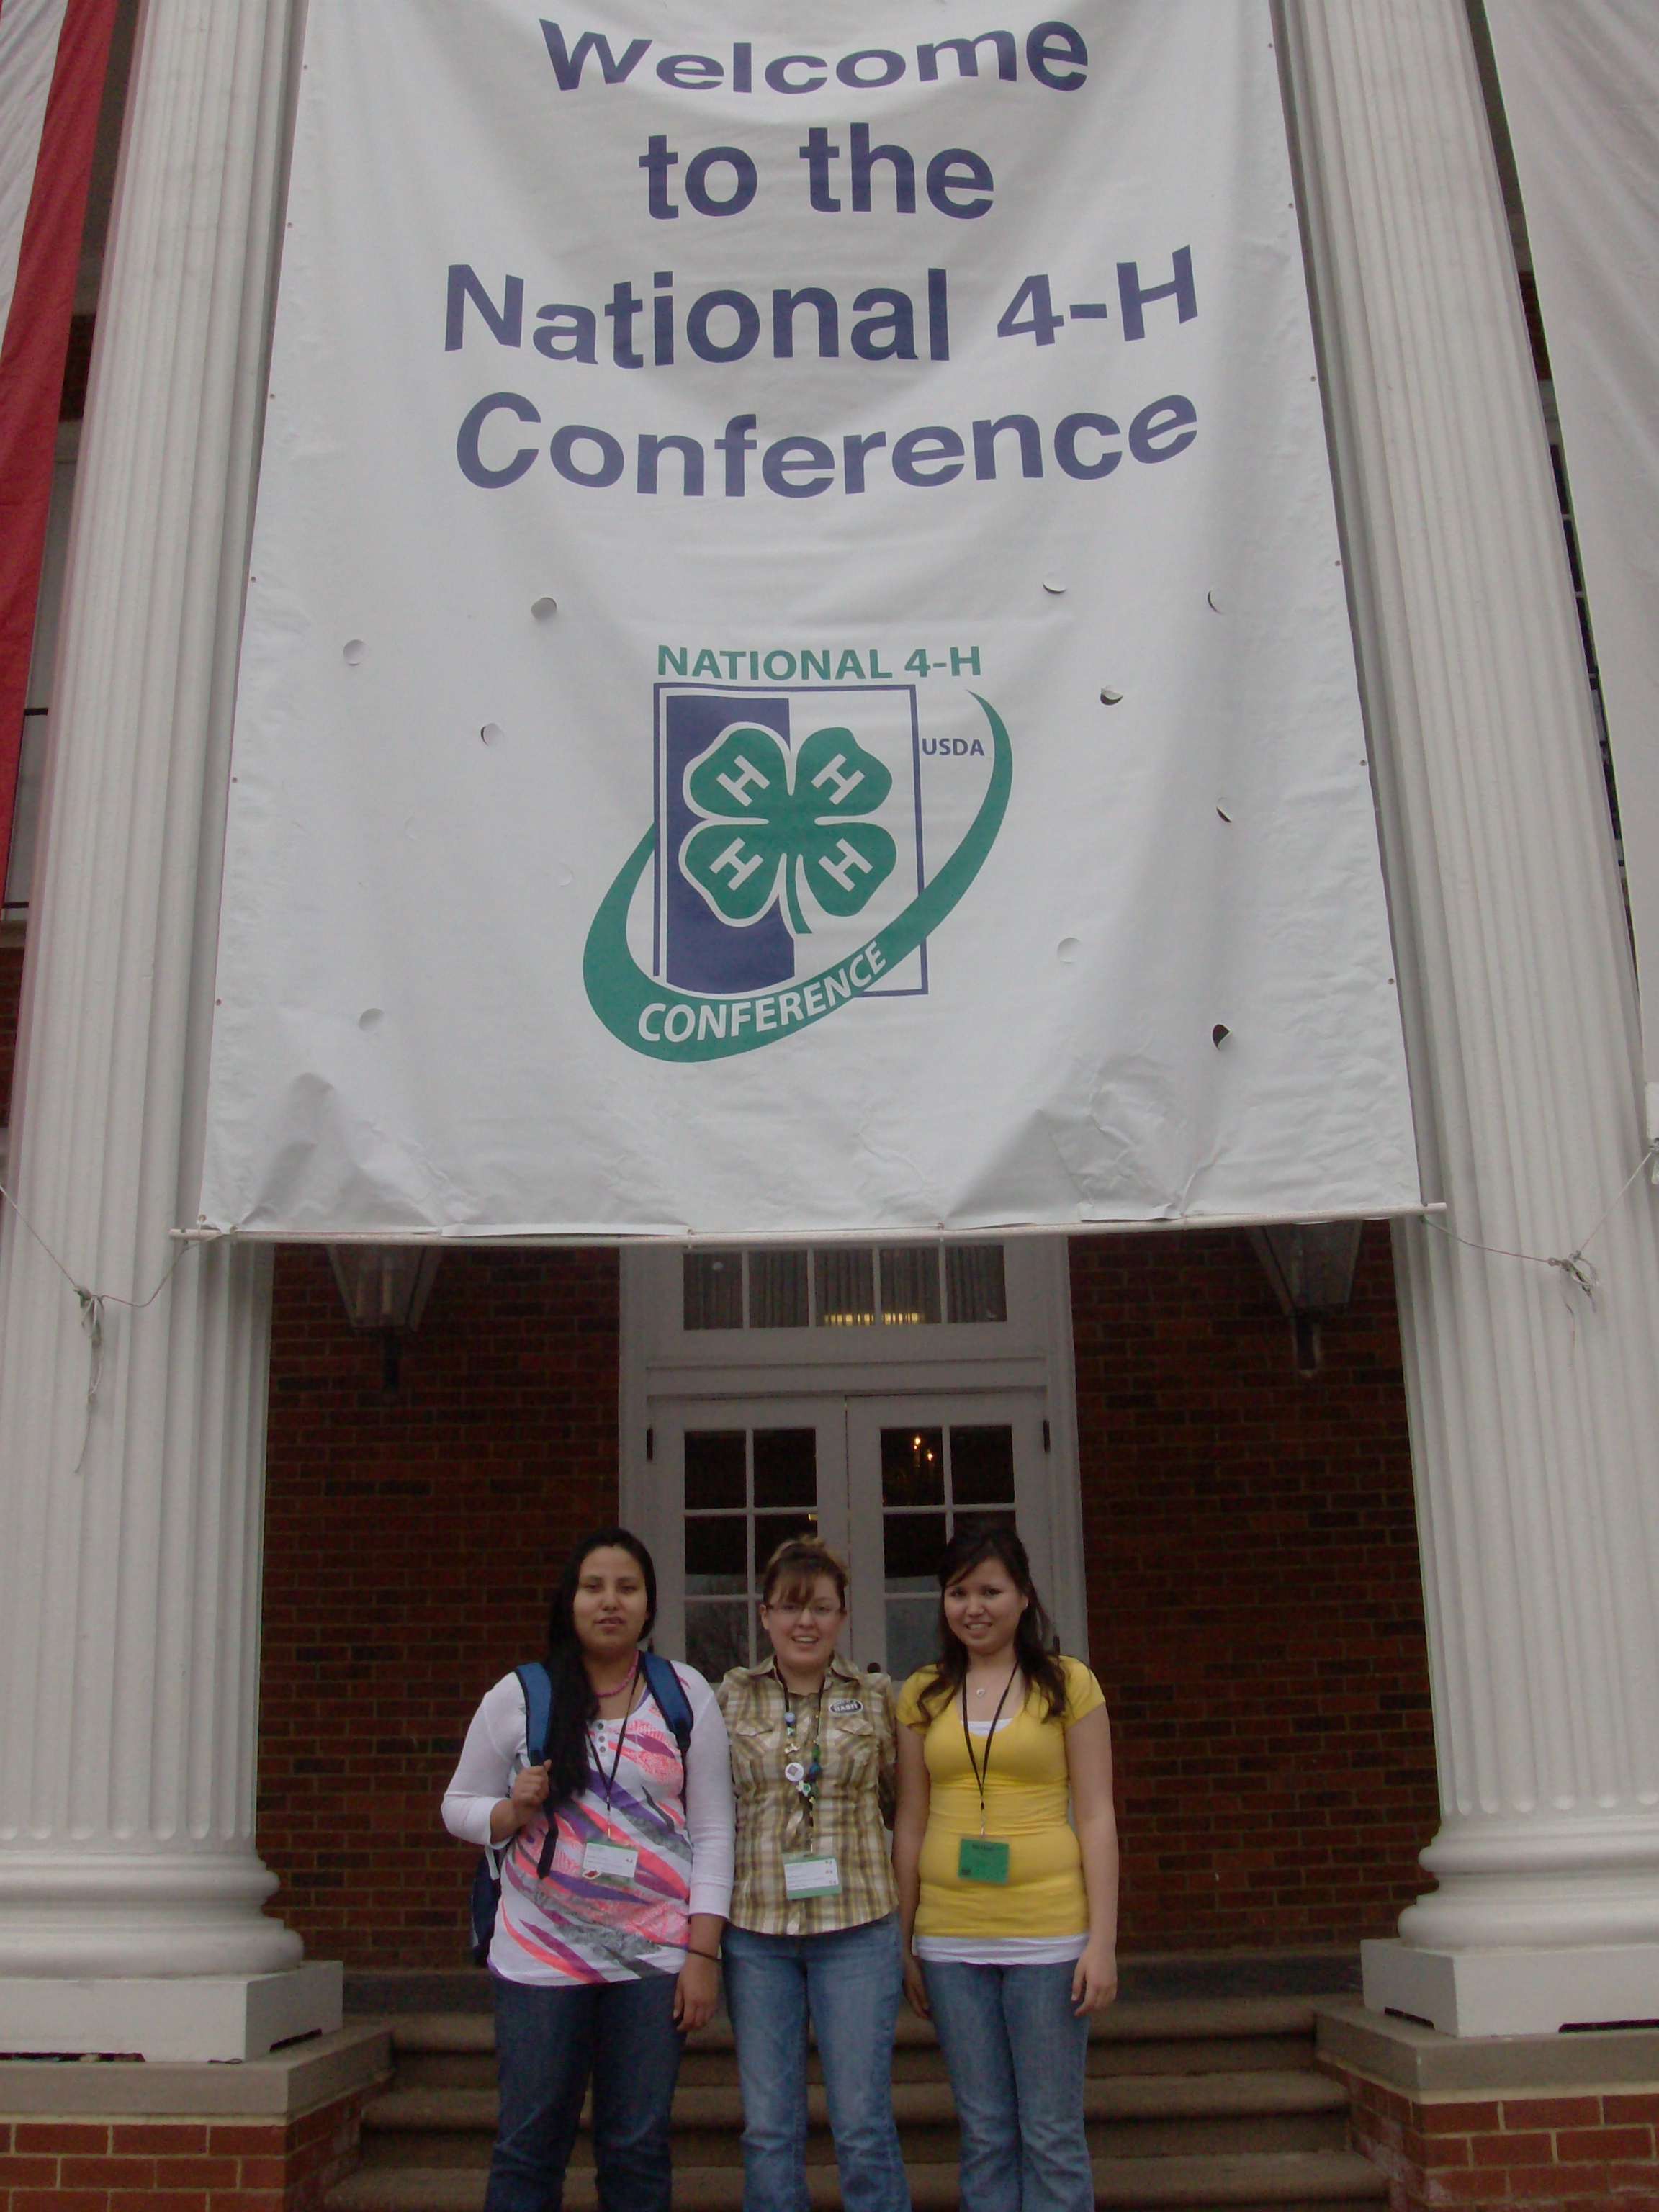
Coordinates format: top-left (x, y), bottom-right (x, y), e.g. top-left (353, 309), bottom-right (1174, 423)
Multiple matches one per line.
top-left (443, 1663), bottom-right (734, 1984)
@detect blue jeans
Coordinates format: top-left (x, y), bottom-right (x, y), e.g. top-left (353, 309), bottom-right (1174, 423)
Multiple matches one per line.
top-left (920, 1959), bottom-right (1092, 2212)
top-left (723, 1913), bottom-right (910, 2212)
top-left (484, 1969), bottom-right (683, 2212)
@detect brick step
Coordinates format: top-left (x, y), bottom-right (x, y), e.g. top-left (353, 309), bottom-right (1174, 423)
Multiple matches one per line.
top-left (328, 2150), bottom-right (1385, 2211)
top-left (359, 2071), bottom-right (1349, 2169)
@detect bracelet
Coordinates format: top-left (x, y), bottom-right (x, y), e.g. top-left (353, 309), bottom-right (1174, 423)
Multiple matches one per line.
top-left (683, 1947), bottom-right (721, 1962)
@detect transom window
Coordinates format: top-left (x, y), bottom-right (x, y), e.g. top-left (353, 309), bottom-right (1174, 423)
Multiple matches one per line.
top-left (683, 1243), bottom-right (1006, 1331)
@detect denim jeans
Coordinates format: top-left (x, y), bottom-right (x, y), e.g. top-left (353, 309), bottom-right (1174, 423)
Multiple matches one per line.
top-left (723, 1912), bottom-right (910, 2212)
top-left (484, 1969), bottom-right (683, 2212)
top-left (920, 1958), bottom-right (1092, 2212)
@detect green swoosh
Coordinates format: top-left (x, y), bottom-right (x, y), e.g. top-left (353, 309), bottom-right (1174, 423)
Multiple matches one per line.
top-left (584, 693), bottom-right (1012, 1061)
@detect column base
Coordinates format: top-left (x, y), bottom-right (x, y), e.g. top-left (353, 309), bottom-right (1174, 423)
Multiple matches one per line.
top-left (0, 1961), bottom-right (342, 2062)
top-left (1363, 1936), bottom-right (1659, 2036)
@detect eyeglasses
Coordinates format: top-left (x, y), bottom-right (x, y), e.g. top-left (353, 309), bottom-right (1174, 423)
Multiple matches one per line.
top-left (763, 1601), bottom-right (843, 1622)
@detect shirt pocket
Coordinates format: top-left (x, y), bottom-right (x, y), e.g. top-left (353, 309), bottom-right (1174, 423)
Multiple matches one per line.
top-left (728, 1718), bottom-right (779, 1802)
top-left (824, 1713), bottom-right (882, 1794)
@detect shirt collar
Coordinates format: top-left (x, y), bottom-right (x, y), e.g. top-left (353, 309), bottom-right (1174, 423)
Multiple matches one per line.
top-left (740, 1652), bottom-right (863, 1692)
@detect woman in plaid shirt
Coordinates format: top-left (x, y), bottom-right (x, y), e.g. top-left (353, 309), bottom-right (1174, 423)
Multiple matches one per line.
top-left (716, 1538), bottom-right (911, 2212)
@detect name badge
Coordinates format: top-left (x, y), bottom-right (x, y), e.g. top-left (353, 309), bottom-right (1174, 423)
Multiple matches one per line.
top-left (783, 1852), bottom-right (842, 1898)
top-left (582, 1840), bottom-right (639, 1881)
top-left (958, 1837), bottom-right (1011, 1884)
top-left (828, 1699), bottom-right (863, 1715)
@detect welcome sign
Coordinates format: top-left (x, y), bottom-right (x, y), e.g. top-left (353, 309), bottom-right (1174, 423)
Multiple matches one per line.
top-left (199, 0), bottom-right (1419, 1238)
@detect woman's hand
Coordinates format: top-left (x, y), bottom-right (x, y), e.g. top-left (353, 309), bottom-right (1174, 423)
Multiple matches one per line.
top-left (488, 1762), bottom-right (551, 1843)
top-left (674, 1951), bottom-right (719, 2032)
top-left (902, 1948), bottom-right (932, 2020)
top-left (511, 1763), bottom-right (551, 1816)
top-left (1071, 1934), bottom-right (1118, 2015)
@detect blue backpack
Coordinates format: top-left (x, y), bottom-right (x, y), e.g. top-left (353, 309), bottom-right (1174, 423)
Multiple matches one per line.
top-left (469, 1653), bottom-right (695, 1965)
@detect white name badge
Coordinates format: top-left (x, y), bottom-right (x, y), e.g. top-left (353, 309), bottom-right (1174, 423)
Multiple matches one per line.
top-left (783, 1852), bottom-right (841, 1899)
top-left (582, 1840), bottom-right (639, 1881)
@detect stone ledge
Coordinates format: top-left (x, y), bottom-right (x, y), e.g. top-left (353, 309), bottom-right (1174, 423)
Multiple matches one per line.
top-left (0, 2024), bottom-right (390, 2118)
top-left (0, 1960), bottom-right (343, 2061)
top-left (1316, 1996), bottom-right (1659, 2098)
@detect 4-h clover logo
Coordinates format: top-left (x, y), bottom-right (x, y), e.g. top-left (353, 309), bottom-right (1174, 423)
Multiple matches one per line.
top-left (680, 724), bottom-right (897, 937)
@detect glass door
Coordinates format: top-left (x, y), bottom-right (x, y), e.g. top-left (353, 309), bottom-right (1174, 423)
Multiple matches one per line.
top-left (843, 1393), bottom-right (1051, 1683)
top-left (649, 1398), bottom-right (850, 1678)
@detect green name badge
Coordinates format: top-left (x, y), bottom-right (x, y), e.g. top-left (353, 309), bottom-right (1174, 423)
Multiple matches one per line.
top-left (958, 1836), bottom-right (1011, 1884)
top-left (783, 1851), bottom-right (842, 1899)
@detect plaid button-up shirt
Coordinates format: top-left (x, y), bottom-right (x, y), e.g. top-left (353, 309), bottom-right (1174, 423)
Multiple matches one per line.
top-left (716, 1655), bottom-right (899, 1936)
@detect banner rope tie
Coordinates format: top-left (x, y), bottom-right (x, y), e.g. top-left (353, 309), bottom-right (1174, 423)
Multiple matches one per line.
top-left (1421, 1141), bottom-right (1659, 1308)
top-left (0, 1179), bottom-right (194, 1470)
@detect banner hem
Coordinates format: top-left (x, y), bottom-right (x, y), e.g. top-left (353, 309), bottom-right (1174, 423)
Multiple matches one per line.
top-left (178, 1200), bottom-right (1442, 1247)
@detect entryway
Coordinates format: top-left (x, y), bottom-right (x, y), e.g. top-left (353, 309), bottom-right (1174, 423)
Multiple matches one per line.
top-left (649, 1388), bottom-right (1050, 1680)
top-left (620, 1238), bottom-right (1088, 1670)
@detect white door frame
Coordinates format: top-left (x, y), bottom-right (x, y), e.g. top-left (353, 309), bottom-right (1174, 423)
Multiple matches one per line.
top-left (620, 1236), bottom-right (1087, 1661)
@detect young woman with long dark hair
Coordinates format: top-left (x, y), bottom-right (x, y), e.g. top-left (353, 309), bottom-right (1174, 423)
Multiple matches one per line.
top-left (892, 1524), bottom-right (1117, 2212)
top-left (442, 1528), bottom-right (734, 2212)
top-left (717, 1536), bottom-right (910, 2212)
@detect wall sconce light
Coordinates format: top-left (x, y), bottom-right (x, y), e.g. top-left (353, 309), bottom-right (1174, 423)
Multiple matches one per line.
top-left (328, 1246), bottom-right (442, 1390)
top-left (1247, 1222), bottom-right (1364, 1377)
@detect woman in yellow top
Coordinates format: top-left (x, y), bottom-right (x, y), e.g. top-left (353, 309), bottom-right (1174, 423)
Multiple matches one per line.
top-left (893, 1524), bottom-right (1118, 2212)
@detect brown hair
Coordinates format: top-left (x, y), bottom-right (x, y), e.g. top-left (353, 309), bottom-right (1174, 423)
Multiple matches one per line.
top-left (760, 1536), bottom-right (849, 1611)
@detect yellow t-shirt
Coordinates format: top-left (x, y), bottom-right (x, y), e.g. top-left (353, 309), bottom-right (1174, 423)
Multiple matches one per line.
top-left (896, 1656), bottom-right (1105, 1940)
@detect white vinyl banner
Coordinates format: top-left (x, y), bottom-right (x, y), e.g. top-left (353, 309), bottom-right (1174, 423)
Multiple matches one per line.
top-left (199, 0), bottom-right (1419, 1240)
top-left (1483, 6), bottom-right (1659, 1132)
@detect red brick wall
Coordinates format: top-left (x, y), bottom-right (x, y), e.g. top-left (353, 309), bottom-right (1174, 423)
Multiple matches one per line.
top-left (1071, 1225), bottom-right (1439, 1951)
top-left (0, 2090), bottom-right (378, 2212)
top-left (1328, 2063), bottom-right (1659, 2211)
top-left (258, 1246), bottom-right (621, 1968)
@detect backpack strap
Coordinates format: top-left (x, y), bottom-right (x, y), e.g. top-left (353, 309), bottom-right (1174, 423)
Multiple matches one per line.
top-left (641, 1650), bottom-right (694, 1764)
top-left (515, 1661), bottom-right (553, 1768)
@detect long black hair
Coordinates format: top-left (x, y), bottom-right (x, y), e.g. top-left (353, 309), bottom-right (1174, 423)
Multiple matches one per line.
top-left (538, 1527), bottom-right (658, 1810)
top-left (913, 1521), bottom-right (1069, 1725)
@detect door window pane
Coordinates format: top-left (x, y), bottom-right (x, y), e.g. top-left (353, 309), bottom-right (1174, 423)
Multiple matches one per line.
top-left (815, 1247), bottom-right (876, 1326)
top-left (880, 1247), bottom-right (941, 1326)
top-left (750, 1249), bottom-right (809, 1328)
top-left (684, 1251), bottom-right (744, 1330)
top-left (945, 1244), bottom-right (1007, 1323)
top-left (685, 1515), bottom-right (747, 1590)
top-left (884, 1510), bottom-right (948, 1582)
top-left (754, 1429), bottom-right (817, 1507)
top-left (950, 1425), bottom-right (1016, 1506)
top-left (952, 1506), bottom-right (1018, 1542)
top-left (882, 1426), bottom-right (945, 1507)
top-left (884, 1599), bottom-right (939, 1687)
top-left (685, 1600), bottom-right (752, 1683)
top-left (755, 1510), bottom-right (819, 1573)
top-left (681, 1426), bottom-right (820, 1671)
top-left (684, 1430), bottom-right (745, 1509)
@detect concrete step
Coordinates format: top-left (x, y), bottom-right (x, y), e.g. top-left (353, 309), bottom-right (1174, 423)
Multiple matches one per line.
top-left (384, 1999), bottom-right (1320, 2092)
top-left (359, 2071), bottom-right (1350, 2169)
top-left (327, 1998), bottom-right (1377, 2211)
top-left (329, 2150), bottom-right (1385, 2211)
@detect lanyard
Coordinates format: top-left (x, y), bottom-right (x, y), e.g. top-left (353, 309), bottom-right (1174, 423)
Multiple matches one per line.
top-left (592, 1656), bottom-right (642, 1812)
top-left (775, 1665), bottom-right (824, 1830)
top-left (961, 1666), bottom-right (1019, 1837)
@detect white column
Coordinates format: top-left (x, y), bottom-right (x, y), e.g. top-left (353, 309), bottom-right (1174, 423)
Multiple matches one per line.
top-left (1282, 0), bottom-right (1659, 2036)
top-left (0, 0), bottom-right (339, 2060)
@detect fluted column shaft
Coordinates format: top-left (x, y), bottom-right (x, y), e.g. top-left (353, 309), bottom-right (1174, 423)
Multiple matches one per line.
top-left (1282, 0), bottom-right (1659, 2023)
top-left (0, 0), bottom-right (302, 1977)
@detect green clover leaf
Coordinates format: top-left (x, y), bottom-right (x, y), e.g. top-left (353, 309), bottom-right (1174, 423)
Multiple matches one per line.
top-left (680, 724), bottom-right (897, 936)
